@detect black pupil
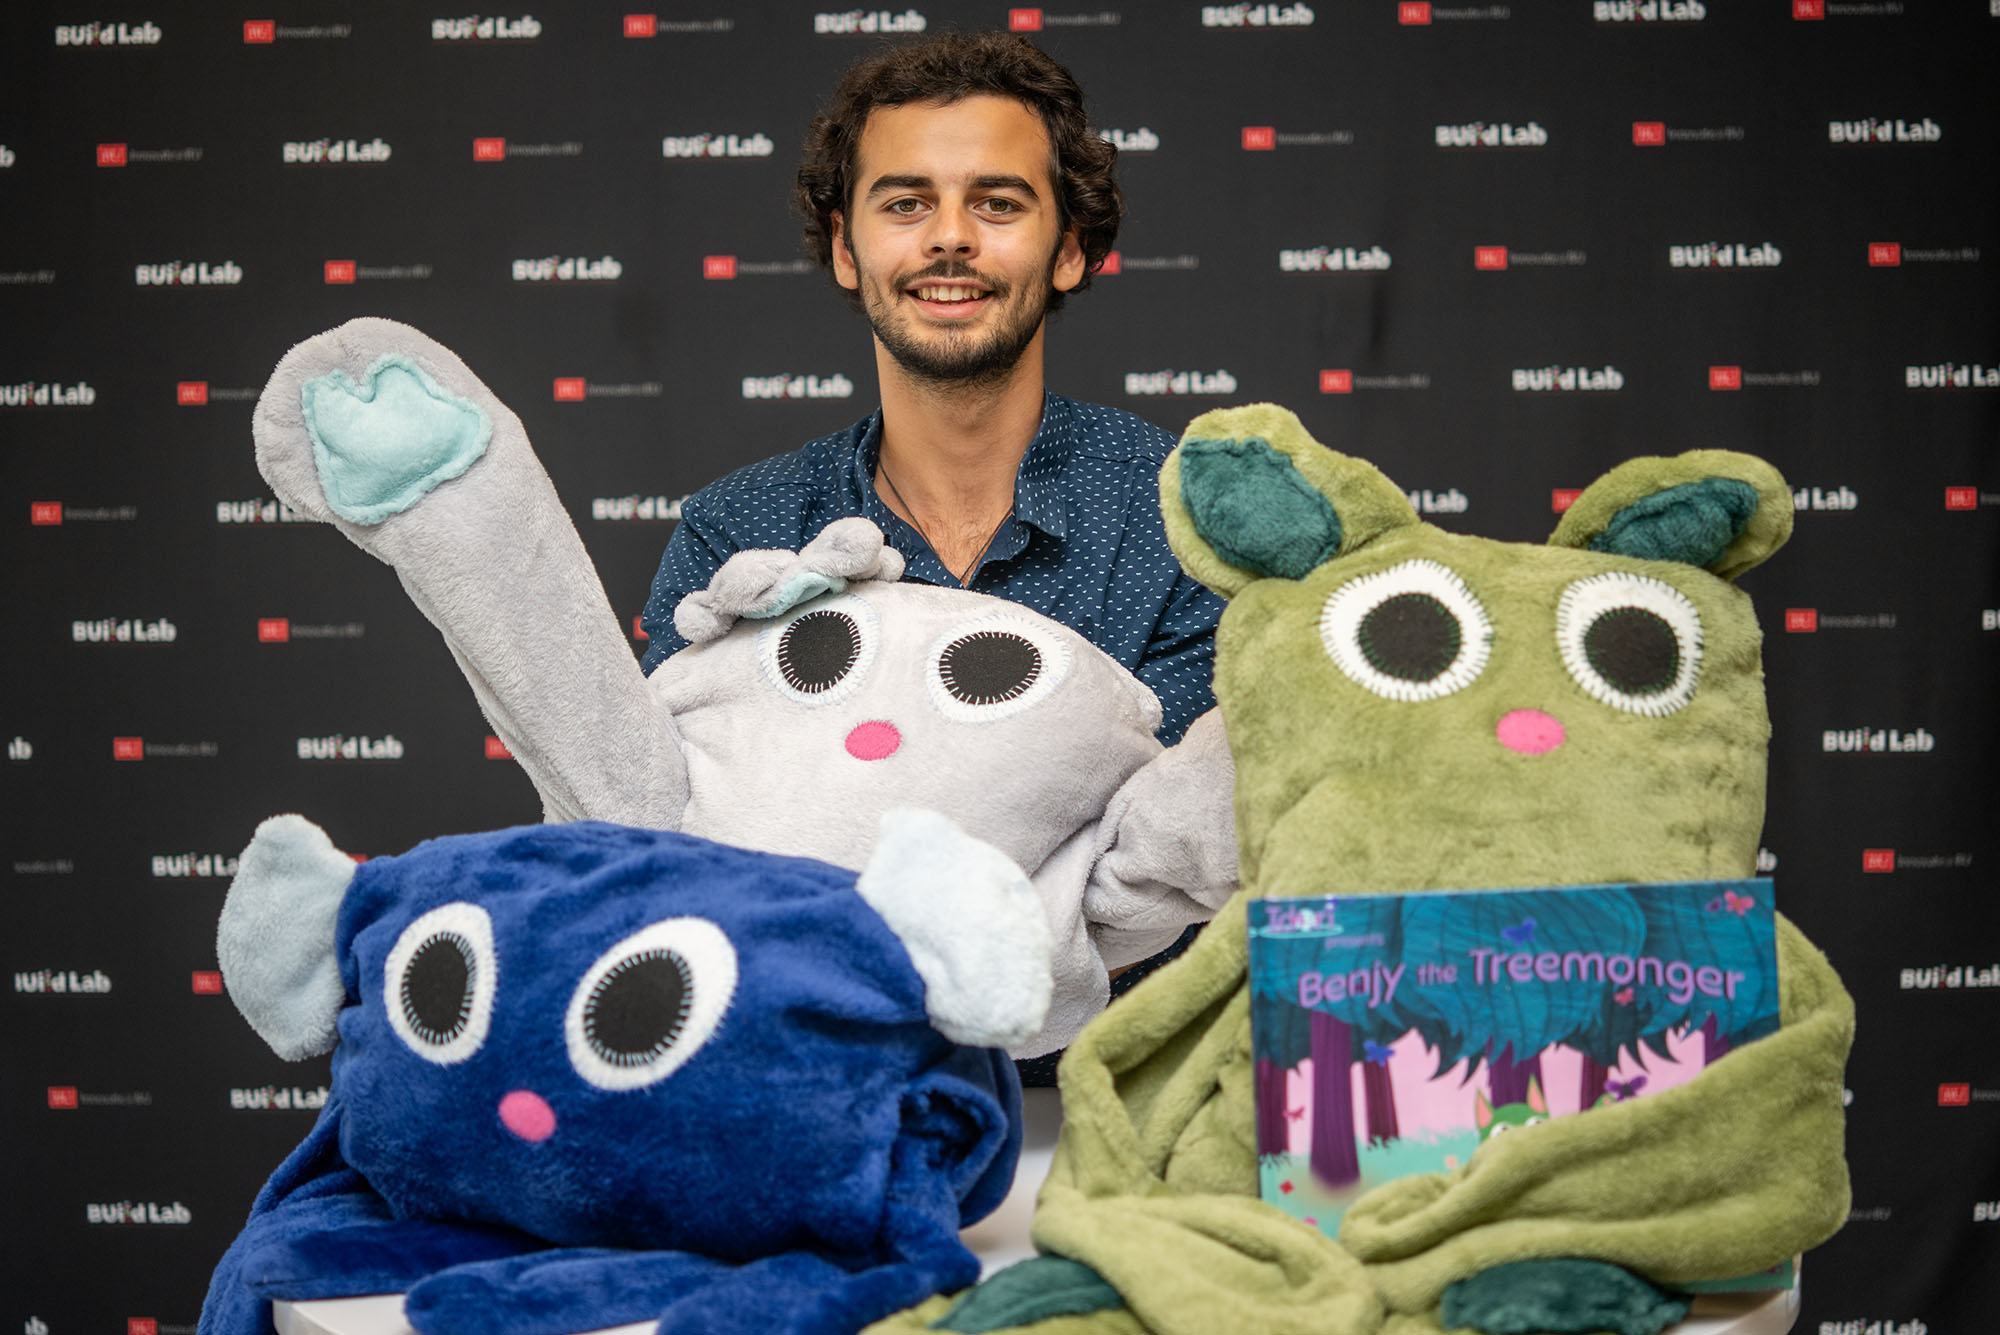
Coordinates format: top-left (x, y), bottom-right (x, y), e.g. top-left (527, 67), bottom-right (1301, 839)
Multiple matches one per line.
top-left (777, 611), bottom-right (859, 693)
top-left (1585, 607), bottom-right (1679, 694)
top-left (1359, 592), bottom-right (1461, 681)
top-left (402, 934), bottom-right (473, 1045)
top-left (940, 632), bottom-right (1041, 705)
top-left (586, 950), bottom-right (690, 1066)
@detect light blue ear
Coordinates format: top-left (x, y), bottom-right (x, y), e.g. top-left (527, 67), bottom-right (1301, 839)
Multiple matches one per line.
top-left (855, 808), bottom-right (1052, 1049)
top-left (301, 354), bottom-right (491, 525)
top-left (217, 815), bottom-right (358, 1060)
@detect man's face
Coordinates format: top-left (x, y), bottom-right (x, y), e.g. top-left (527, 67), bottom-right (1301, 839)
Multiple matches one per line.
top-left (831, 95), bottom-right (1086, 388)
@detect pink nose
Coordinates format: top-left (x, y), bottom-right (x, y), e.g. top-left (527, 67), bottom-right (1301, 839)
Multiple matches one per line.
top-left (1496, 709), bottom-right (1565, 756)
top-left (498, 1089), bottom-right (556, 1142)
top-left (845, 720), bottom-right (901, 761)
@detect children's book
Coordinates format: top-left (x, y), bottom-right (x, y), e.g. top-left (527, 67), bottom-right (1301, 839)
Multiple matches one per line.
top-left (1247, 878), bottom-right (1791, 1290)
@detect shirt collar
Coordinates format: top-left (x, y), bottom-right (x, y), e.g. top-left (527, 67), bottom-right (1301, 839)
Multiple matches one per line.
top-left (847, 393), bottom-right (1073, 542)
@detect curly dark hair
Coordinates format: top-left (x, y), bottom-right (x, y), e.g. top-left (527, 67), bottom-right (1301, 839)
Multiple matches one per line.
top-left (794, 30), bottom-right (1122, 314)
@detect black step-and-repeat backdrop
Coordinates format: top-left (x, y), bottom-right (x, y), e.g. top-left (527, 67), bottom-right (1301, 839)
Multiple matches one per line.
top-left (4, 3), bottom-right (1996, 1330)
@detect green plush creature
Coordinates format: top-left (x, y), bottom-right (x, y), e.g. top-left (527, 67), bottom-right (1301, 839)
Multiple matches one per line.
top-left (867, 405), bottom-right (1853, 1335)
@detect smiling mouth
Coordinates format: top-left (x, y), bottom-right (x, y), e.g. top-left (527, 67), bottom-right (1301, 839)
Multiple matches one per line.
top-left (907, 283), bottom-right (991, 306)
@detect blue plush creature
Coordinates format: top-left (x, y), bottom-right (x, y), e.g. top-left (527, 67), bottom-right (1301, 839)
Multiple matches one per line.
top-left (200, 809), bottom-right (1053, 1335)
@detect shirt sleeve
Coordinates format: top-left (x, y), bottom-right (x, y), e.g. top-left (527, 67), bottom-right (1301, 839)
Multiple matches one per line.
top-left (639, 494), bottom-right (736, 675)
top-left (1135, 570), bottom-right (1225, 747)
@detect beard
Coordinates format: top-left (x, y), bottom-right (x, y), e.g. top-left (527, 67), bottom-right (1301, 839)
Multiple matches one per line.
top-left (858, 252), bottom-right (1058, 389)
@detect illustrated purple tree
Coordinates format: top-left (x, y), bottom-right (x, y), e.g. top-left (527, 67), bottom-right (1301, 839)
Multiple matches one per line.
top-left (1248, 895), bottom-right (1404, 1187)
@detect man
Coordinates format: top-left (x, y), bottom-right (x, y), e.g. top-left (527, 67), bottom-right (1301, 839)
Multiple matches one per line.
top-left (639, 30), bottom-right (1223, 748)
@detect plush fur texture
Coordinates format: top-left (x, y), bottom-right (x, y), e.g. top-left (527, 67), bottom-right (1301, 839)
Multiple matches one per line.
top-left (253, 319), bottom-right (1240, 1057)
top-left (863, 406), bottom-right (1851, 1335)
top-left (202, 816), bottom-right (1045, 1335)
top-left (216, 814), bottom-right (358, 1061)
top-left (1439, 1259), bottom-right (1688, 1335)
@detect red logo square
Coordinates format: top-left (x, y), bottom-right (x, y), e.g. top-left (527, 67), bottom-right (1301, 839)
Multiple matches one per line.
top-left (1320, 370), bottom-right (1353, 395)
top-left (324, 260), bottom-right (357, 285)
top-left (1709, 365), bottom-right (1742, 391)
top-left (97, 143), bottom-right (129, 167)
top-left (113, 737), bottom-right (144, 761)
top-left (1945, 487), bottom-right (1979, 511)
top-left (632, 615), bottom-right (649, 641)
top-left (553, 377), bottom-right (586, 401)
top-left (1939, 1083), bottom-right (1971, 1106)
top-left (1784, 608), bottom-right (1818, 633)
top-left (623, 13), bottom-right (657, 37)
top-left (1399, 2), bottom-right (1433, 22)
top-left (49, 1086), bottom-right (79, 1110)
top-left (1793, 0), bottom-right (1825, 17)
top-left (703, 254), bottom-right (737, 279)
top-left (191, 971), bottom-right (223, 995)
top-left (1241, 126), bottom-right (1276, 151)
top-left (1868, 242), bottom-right (1901, 267)
top-left (1096, 250), bottom-right (1121, 276)
top-left (1631, 122), bottom-right (1666, 147)
top-left (129, 1321), bottom-right (158, 1335)
top-left (1009, 8), bottom-right (1044, 30)
top-left (32, 502), bottom-right (63, 526)
top-left (243, 20), bottom-right (275, 42)
top-left (473, 138), bottom-right (507, 162)
top-left (1862, 848), bottom-right (1896, 873)
top-left (1474, 246), bottom-right (1509, 270)
top-left (1551, 489), bottom-right (1583, 513)
top-left (484, 735), bottom-right (513, 760)
top-left (177, 381), bottom-right (209, 406)
top-left (257, 618), bottom-right (290, 643)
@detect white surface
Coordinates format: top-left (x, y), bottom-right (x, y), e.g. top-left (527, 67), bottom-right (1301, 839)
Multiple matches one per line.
top-left (275, 1087), bottom-right (1797, 1335)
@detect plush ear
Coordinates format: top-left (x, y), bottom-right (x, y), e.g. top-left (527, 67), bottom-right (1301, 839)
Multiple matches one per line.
top-left (674, 516), bottom-right (906, 644)
top-left (1160, 403), bottom-right (1420, 598)
top-left (1549, 450), bottom-right (1791, 581)
top-left (217, 814), bottom-right (358, 1060)
top-left (855, 808), bottom-right (1052, 1049)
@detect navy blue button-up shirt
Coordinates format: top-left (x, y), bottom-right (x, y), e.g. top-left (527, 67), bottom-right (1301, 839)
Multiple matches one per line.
top-left (639, 393), bottom-right (1223, 744)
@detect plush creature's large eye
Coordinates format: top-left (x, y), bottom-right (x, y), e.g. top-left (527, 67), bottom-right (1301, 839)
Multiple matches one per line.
top-left (925, 615), bottom-right (1071, 721)
top-left (758, 594), bottom-right (878, 705)
top-left (1556, 573), bottom-right (1702, 715)
top-left (385, 902), bottom-right (497, 1066)
top-left (565, 918), bottom-right (737, 1091)
top-left (1319, 560), bottom-right (1492, 701)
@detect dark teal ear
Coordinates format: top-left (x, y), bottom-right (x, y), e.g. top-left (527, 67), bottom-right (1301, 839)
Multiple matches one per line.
top-left (1177, 436), bottom-right (1342, 581)
top-left (1549, 450), bottom-right (1792, 581)
top-left (1587, 479), bottom-right (1759, 569)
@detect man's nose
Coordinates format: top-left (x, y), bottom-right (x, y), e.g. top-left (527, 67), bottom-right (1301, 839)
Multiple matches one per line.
top-left (925, 205), bottom-right (977, 256)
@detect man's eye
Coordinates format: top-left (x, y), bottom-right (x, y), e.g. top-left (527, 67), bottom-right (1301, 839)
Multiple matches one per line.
top-left (885, 198), bottom-right (925, 215)
top-left (981, 198), bottom-right (1022, 215)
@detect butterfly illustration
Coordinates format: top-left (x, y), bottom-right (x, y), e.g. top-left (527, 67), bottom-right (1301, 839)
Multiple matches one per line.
top-left (1606, 1075), bottom-right (1648, 1102)
top-left (1286, 1106), bottom-right (1306, 1122)
top-left (1614, 986), bottom-right (1635, 1005)
top-left (1706, 890), bottom-right (1756, 916)
top-left (1363, 1040), bottom-right (1396, 1064)
top-left (1500, 917), bottom-right (1537, 946)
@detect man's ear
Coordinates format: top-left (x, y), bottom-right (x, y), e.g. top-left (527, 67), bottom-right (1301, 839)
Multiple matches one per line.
top-left (1548, 450), bottom-right (1791, 582)
top-left (1054, 227), bottom-right (1086, 293)
top-left (1160, 403), bottom-right (1419, 599)
top-left (829, 210), bottom-right (859, 291)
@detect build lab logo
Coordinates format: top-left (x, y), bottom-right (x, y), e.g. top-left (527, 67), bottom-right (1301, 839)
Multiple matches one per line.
top-left (813, 9), bottom-right (927, 33)
top-left (512, 255), bottom-right (622, 282)
top-left (1406, 488), bottom-right (1469, 514)
top-left (0, 145), bottom-right (17, 168)
top-left (591, 495), bottom-right (685, 521)
top-left (742, 373), bottom-right (855, 400)
top-left (431, 15), bottom-right (543, 40)
top-left (1668, 243), bottom-right (1781, 269)
top-left (1279, 246), bottom-right (1390, 272)
top-left (230, 1084), bottom-right (330, 1111)
top-left (1436, 121), bottom-right (1547, 149)
top-left (1098, 128), bottom-right (1159, 152)
top-left (1, 381), bottom-right (97, 407)
top-left (1593, 0), bottom-right (1705, 19)
top-left (1202, 3), bottom-right (1315, 26)
top-left (150, 851), bottom-right (240, 878)
top-left (1906, 362), bottom-right (2000, 389)
top-left (216, 498), bottom-right (311, 523)
top-left (1124, 369), bottom-right (1238, 396)
top-left (1792, 485), bottom-right (1859, 511)
top-left (134, 260), bottom-right (243, 286)
top-left (14, 968), bottom-right (113, 995)
top-left (55, 20), bottom-right (162, 44)
top-left (73, 618), bottom-right (177, 644)
top-left (1828, 118), bottom-right (1940, 144)
top-left (282, 137), bottom-right (393, 164)
top-left (86, 1201), bottom-right (191, 1225)
top-left (298, 734), bottom-right (405, 761)
top-left (661, 133), bottom-right (774, 158)
top-left (1900, 962), bottom-right (2000, 991)
top-left (1511, 365), bottom-right (1624, 392)
top-left (1821, 726), bottom-right (1934, 753)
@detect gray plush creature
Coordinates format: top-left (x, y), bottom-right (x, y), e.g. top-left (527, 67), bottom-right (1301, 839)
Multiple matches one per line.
top-left (252, 318), bottom-right (1239, 1056)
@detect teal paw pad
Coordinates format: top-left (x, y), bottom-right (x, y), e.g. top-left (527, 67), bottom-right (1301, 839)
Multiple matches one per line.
top-left (301, 355), bottom-right (492, 525)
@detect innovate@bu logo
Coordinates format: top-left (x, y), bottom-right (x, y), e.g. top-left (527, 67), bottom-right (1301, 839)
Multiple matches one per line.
top-left (177, 381), bottom-right (208, 405)
top-left (98, 143), bottom-right (128, 166)
top-left (1242, 126), bottom-right (1276, 151)
top-left (1400, 3), bottom-right (1431, 22)
top-left (258, 618), bottom-right (290, 642)
top-left (1792, 0), bottom-right (1823, 15)
top-left (244, 19), bottom-right (275, 41)
top-left (1785, 609), bottom-right (1818, 633)
top-left (553, 377), bottom-right (586, 401)
top-left (1709, 366), bottom-right (1741, 390)
top-left (474, 138), bottom-right (507, 161)
top-left (1862, 849), bottom-right (1896, 873)
top-left (192, 971), bottom-right (224, 993)
top-left (113, 737), bottom-right (144, 760)
top-left (1097, 250), bottom-right (1121, 274)
top-left (49, 1086), bottom-right (80, 1109)
top-left (485, 735), bottom-right (513, 760)
top-left (1551, 489), bottom-right (1582, 513)
top-left (1869, 242), bottom-right (1901, 266)
top-left (1475, 246), bottom-right (1508, 270)
top-left (1009, 7), bottom-right (1043, 28)
top-left (324, 260), bottom-right (357, 284)
top-left (1631, 122), bottom-right (1665, 146)
top-left (33, 502), bottom-right (64, 525)
top-left (624, 14), bottom-right (657, 37)
top-left (1939, 1082), bottom-right (1971, 1106)
top-left (703, 255), bottom-right (737, 279)
top-left (1944, 487), bottom-right (1978, 510)
top-left (1320, 370), bottom-right (1353, 394)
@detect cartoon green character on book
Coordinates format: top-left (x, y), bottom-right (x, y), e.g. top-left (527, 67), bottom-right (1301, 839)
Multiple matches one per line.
top-left (873, 404), bottom-right (1853, 1335)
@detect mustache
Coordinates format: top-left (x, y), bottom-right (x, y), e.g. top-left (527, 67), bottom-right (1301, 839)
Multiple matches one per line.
top-left (899, 261), bottom-right (1007, 294)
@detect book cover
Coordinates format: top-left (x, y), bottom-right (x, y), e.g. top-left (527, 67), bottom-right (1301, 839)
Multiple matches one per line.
top-left (1247, 878), bottom-right (1783, 1282)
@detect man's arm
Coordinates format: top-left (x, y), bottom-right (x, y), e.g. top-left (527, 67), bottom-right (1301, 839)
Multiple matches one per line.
top-left (1133, 570), bottom-right (1225, 746)
top-left (639, 496), bottom-right (737, 673)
